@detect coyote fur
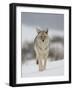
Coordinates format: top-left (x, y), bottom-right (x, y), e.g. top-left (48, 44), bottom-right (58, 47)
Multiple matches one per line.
top-left (34, 28), bottom-right (49, 71)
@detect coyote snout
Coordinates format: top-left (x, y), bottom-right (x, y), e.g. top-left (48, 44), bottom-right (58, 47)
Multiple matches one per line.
top-left (34, 28), bottom-right (50, 71)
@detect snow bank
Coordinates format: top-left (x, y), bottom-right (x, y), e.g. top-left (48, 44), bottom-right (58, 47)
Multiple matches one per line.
top-left (21, 60), bottom-right (64, 77)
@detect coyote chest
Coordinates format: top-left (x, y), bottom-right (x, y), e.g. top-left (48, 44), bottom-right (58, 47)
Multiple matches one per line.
top-left (35, 37), bottom-right (49, 57)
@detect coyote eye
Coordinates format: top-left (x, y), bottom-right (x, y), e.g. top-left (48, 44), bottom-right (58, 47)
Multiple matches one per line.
top-left (40, 36), bottom-right (43, 39)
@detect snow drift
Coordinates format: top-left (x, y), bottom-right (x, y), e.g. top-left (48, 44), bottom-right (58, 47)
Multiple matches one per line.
top-left (22, 60), bottom-right (64, 77)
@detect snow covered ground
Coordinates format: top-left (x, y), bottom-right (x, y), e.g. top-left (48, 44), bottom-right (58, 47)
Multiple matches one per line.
top-left (21, 60), bottom-right (64, 77)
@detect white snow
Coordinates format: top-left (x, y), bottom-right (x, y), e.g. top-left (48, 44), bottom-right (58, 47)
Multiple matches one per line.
top-left (21, 60), bottom-right (64, 77)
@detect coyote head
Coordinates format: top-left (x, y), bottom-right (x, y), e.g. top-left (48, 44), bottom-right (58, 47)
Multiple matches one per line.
top-left (36, 28), bottom-right (48, 42)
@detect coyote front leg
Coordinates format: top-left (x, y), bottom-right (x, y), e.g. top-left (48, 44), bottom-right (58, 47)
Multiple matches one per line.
top-left (39, 59), bottom-right (43, 71)
top-left (43, 59), bottom-right (47, 70)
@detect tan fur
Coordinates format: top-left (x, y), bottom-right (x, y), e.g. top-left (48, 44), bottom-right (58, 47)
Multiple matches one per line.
top-left (34, 28), bottom-right (49, 71)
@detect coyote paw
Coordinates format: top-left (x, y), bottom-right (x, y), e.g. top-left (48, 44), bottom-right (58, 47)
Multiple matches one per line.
top-left (39, 67), bottom-right (44, 71)
top-left (39, 66), bottom-right (46, 71)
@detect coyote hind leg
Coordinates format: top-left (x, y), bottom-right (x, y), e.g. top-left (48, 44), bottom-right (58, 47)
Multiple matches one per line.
top-left (36, 59), bottom-right (38, 64)
top-left (35, 54), bottom-right (39, 64)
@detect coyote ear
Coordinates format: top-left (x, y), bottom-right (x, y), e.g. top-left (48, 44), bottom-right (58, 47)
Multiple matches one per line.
top-left (36, 28), bottom-right (41, 34)
top-left (45, 29), bottom-right (48, 33)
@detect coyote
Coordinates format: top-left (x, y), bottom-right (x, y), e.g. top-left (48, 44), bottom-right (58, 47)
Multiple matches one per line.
top-left (34, 28), bottom-right (49, 71)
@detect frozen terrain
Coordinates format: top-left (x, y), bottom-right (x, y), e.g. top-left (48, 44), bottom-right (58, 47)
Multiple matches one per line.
top-left (22, 60), bottom-right (64, 77)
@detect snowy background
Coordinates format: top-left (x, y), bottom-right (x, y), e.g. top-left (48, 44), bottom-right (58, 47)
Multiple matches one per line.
top-left (21, 12), bottom-right (64, 77)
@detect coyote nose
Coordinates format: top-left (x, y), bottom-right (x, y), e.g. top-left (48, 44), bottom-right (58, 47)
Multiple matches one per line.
top-left (42, 40), bottom-right (44, 42)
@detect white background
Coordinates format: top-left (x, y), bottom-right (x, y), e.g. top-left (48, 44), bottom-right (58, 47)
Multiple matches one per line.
top-left (0, 0), bottom-right (72, 89)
